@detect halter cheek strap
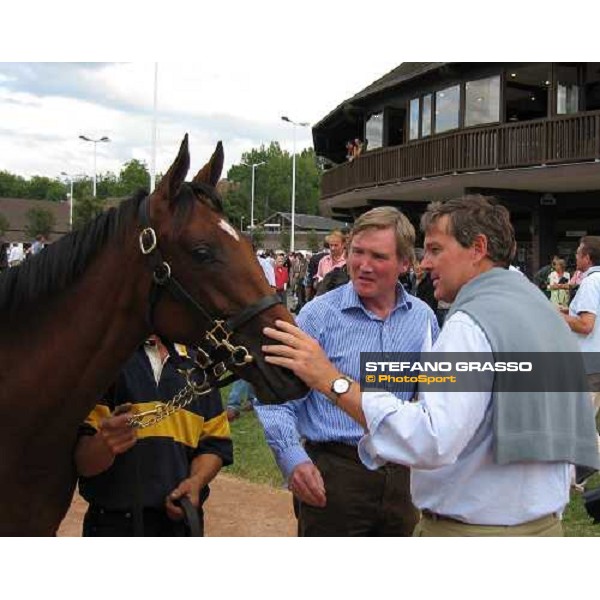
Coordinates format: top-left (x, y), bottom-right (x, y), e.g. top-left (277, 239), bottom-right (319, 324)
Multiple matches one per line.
top-left (137, 186), bottom-right (282, 379)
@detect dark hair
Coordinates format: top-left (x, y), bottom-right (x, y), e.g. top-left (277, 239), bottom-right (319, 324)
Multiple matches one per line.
top-left (580, 236), bottom-right (600, 266)
top-left (420, 195), bottom-right (515, 267)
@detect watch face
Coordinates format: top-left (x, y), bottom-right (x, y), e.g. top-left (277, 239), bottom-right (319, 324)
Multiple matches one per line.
top-left (333, 378), bottom-right (350, 394)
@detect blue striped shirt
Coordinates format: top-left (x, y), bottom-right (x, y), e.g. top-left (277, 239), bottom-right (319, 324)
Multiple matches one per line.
top-left (255, 281), bottom-right (439, 480)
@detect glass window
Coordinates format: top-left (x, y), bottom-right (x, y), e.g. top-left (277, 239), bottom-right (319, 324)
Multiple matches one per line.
top-left (505, 65), bottom-right (550, 122)
top-left (365, 112), bottom-right (383, 150)
top-left (435, 85), bottom-right (460, 133)
top-left (557, 64), bottom-right (580, 114)
top-left (465, 76), bottom-right (500, 127)
top-left (422, 94), bottom-right (432, 137)
top-left (409, 98), bottom-right (419, 140)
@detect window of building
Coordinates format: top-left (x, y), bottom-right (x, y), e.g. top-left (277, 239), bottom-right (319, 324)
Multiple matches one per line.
top-left (556, 64), bottom-right (580, 114)
top-left (409, 98), bottom-right (419, 140)
top-left (584, 63), bottom-right (600, 111)
top-left (465, 76), bottom-right (500, 127)
top-left (422, 94), bottom-right (432, 137)
top-left (365, 112), bottom-right (383, 150)
top-left (505, 65), bottom-right (550, 122)
top-left (435, 85), bottom-right (460, 133)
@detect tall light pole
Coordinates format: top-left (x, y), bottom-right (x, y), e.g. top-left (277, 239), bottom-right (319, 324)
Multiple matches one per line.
top-left (281, 116), bottom-right (309, 252)
top-left (150, 62), bottom-right (158, 191)
top-left (60, 172), bottom-right (74, 231)
top-left (79, 135), bottom-right (111, 197)
top-left (242, 161), bottom-right (265, 229)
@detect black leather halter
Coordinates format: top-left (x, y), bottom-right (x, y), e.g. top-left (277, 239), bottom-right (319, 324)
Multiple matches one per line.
top-left (137, 182), bottom-right (282, 384)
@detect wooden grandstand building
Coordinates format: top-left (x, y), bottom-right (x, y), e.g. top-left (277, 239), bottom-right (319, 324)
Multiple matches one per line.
top-left (313, 62), bottom-right (600, 273)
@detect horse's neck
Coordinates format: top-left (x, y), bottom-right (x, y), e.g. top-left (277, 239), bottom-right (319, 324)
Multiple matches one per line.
top-left (3, 236), bottom-right (150, 418)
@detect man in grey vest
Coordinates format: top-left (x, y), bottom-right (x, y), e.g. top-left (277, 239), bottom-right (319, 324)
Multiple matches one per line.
top-left (261, 195), bottom-right (599, 536)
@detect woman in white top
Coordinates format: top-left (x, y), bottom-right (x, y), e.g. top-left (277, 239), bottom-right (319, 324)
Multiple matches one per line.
top-left (548, 257), bottom-right (570, 308)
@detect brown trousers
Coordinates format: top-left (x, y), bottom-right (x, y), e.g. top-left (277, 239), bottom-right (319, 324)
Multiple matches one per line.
top-left (294, 441), bottom-right (419, 537)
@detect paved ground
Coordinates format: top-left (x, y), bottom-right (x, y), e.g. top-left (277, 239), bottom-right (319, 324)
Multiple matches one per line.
top-left (57, 473), bottom-right (296, 537)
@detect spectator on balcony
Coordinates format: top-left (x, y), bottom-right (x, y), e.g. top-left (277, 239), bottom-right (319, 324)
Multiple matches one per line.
top-left (352, 139), bottom-right (364, 160)
top-left (345, 140), bottom-right (355, 162)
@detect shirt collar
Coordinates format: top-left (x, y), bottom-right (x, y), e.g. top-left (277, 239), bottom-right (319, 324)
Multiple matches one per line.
top-left (583, 266), bottom-right (600, 278)
top-left (339, 281), bottom-right (412, 318)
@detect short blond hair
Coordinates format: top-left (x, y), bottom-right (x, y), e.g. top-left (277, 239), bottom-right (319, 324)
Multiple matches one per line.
top-left (326, 230), bottom-right (346, 245)
top-left (350, 206), bottom-right (415, 263)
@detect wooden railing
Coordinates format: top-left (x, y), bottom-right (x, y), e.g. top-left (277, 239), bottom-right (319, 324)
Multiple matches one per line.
top-left (321, 111), bottom-right (600, 198)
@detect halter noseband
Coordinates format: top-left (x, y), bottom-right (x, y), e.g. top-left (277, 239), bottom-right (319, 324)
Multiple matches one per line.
top-left (137, 182), bottom-right (282, 385)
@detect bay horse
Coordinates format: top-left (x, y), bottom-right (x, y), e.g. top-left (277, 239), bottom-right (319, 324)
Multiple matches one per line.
top-left (0, 135), bottom-right (308, 535)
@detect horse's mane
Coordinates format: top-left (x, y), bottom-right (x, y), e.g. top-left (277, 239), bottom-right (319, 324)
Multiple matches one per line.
top-left (0, 183), bottom-right (223, 319)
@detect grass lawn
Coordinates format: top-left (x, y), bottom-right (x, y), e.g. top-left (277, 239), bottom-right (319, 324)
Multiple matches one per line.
top-left (221, 406), bottom-right (600, 536)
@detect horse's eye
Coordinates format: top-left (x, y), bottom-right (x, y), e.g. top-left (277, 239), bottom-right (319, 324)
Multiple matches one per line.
top-left (192, 246), bottom-right (214, 263)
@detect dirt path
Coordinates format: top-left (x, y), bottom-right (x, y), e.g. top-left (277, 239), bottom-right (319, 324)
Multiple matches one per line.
top-left (57, 473), bottom-right (296, 537)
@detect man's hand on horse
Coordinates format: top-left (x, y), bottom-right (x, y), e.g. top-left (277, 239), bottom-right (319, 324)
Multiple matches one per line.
top-left (99, 403), bottom-right (137, 456)
top-left (262, 320), bottom-right (338, 393)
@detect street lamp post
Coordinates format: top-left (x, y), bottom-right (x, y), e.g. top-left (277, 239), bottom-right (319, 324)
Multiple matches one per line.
top-left (60, 172), bottom-right (74, 230)
top-left (281, 116), bottom-right (309, 252)
top-left (242, 161), bottom-right (265, 230)
top-left (79, 135), bottom-right (111, 197)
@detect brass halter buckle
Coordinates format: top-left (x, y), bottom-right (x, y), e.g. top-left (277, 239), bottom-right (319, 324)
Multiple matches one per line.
top-left (205, 320), bottom-right (253, 367)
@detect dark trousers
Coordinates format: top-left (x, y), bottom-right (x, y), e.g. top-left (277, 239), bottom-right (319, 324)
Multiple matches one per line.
top-left (295, 441), bottom-right (418, 537)
top-left (82, 505), bottom-right (204, 537)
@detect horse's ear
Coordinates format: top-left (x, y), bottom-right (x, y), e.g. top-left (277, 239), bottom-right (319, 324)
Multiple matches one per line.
top-left (155, 134), bottom-right (190, 201)
top-left (192, 141), bottom-right (224, 187)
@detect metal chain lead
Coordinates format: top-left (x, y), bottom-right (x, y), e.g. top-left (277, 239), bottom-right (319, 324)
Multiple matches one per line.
top-left (126, 368), bottom-right (215, 429)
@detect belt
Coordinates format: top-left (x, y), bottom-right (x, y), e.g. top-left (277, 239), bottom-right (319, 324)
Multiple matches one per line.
top-left (421, 509), bottom-right (466, 524)
top-left (304, 440), bottom-right (360, 462)
top-left (421, 509), bottom-right (559, 527)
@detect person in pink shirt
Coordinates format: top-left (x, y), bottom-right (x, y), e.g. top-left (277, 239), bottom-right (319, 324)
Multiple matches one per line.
top-left (316, 230), bottom-right (347, 282)
top-left (274, 254), bottom-right (289, 302)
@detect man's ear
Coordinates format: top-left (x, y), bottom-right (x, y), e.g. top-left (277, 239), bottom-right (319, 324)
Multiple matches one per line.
top-left (192, 141), bottom-right (224, 187)
top-left (472, 233), bottom-right (489, 263)
top-left (153, 134), bottom-right (190, 206)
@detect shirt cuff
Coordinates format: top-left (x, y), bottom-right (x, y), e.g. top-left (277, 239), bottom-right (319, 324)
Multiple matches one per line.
top-left (277, 444), bottom-right (312, 481)
top-left (357, 391), bottom-right (404, 470)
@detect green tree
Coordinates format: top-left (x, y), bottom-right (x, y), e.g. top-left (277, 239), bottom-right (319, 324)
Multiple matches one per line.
top-left (250, 226), bottom-right (265, 249)
top-left (26, 176), bottom-right (65, 201)
top-left (0, 171), bottom-right (27, 198)
top-left (73, 192), bottom-right (105, 229)
top-left (306, 229), bottom-right (320, 252)
top-left (279, 229), bottom-right (291, 252)
top-left (0, 213), bottom-right (9, 239)
top-left (224, 142), bottom-right (321, 226)
top-left (25, 207), bottom-right (55, 238)
top-left (118, 159), bottom-right (150, 196)
top-left (95, 171), bottom-right (119, 199)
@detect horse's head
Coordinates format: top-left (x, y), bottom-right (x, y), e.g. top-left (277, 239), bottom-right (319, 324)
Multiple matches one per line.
top-left (144, 135), bottom-right (308, 404)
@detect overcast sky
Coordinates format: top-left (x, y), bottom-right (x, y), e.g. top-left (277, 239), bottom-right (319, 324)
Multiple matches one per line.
top-left (0, 58), bottom-right (403, 183)
top-left (0, 2), bottom-right (586, 188)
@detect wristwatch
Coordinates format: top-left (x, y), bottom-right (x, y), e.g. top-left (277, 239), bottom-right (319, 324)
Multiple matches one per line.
top-left (329, 375), bottom-right (353, 405)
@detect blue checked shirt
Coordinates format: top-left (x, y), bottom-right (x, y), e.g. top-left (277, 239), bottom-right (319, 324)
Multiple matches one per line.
top-left (255, 281), bottom-right (439, 480)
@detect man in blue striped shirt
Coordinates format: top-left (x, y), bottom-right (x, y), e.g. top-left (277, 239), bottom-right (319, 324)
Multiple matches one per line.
top-left (255, 207), bottom-right (439, 536)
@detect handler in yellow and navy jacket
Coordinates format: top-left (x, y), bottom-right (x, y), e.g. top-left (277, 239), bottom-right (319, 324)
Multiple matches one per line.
top-left (75, 335), bottom-right (232, 536)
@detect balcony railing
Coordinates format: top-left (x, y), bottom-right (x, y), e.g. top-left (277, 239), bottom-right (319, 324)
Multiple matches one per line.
top-left (321, 111), bottom-right (600, 198)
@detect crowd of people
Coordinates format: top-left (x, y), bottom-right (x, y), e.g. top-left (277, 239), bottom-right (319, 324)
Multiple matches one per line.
top-left (1, 235), bottom-right (47, 270)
